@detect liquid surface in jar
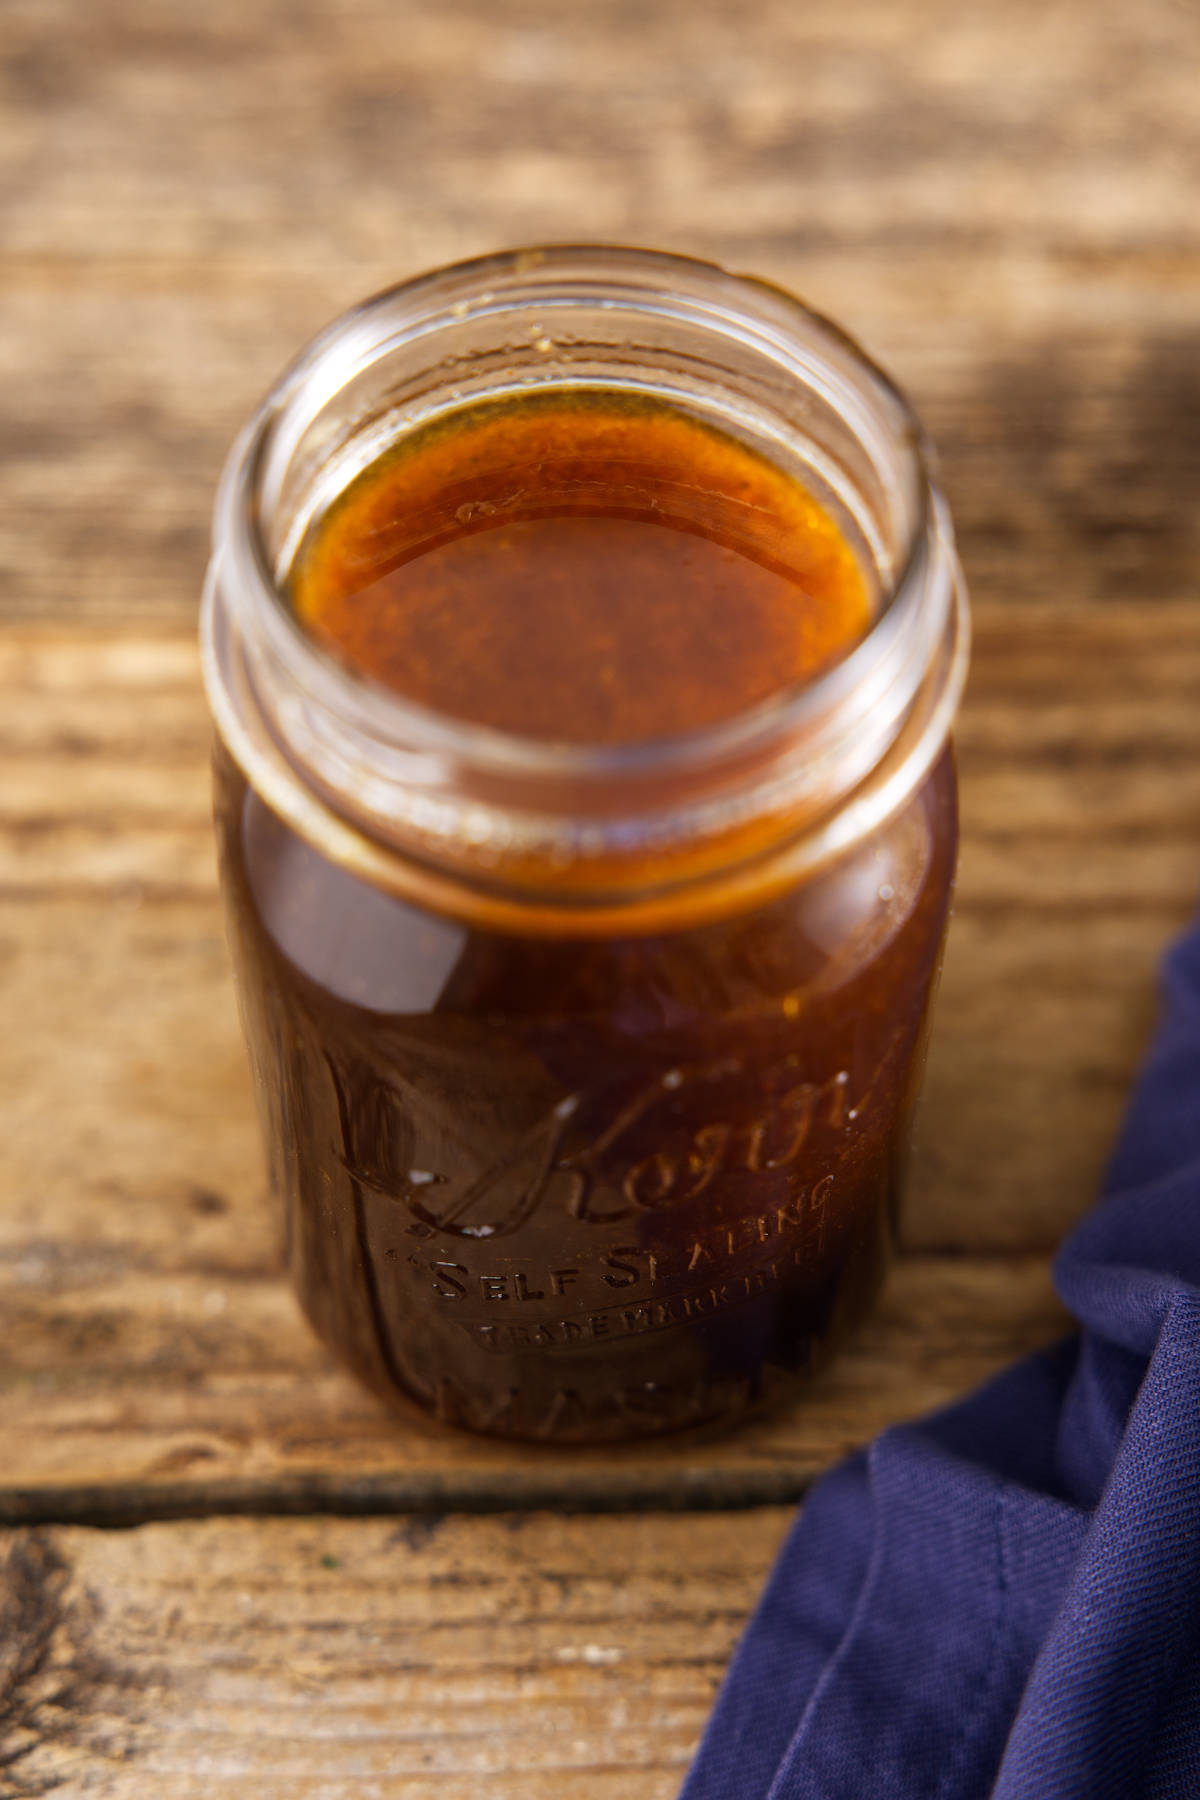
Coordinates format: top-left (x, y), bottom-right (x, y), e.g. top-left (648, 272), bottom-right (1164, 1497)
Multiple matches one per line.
top-left (289, 391), bottom-right (873, 744)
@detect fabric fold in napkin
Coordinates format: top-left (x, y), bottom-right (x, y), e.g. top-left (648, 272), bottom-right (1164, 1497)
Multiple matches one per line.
top-left (681, 909), bottom-right (1200, 1800)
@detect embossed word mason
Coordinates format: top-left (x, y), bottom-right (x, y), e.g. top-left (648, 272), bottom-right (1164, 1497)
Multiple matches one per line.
top-left (204, 247), bottom-right (968, 1441)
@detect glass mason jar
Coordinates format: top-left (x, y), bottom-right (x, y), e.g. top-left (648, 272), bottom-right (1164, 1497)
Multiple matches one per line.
top-left (201, 247), bottom-right (969, 1444)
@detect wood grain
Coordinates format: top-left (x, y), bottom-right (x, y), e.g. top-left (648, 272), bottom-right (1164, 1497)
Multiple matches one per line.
top-left (1, 0), bottom-right (1199, 627)
top-left (0, 1242), bottom-right (1064, 1522)
top-left (0, 1510), bottom-right (787, 1797)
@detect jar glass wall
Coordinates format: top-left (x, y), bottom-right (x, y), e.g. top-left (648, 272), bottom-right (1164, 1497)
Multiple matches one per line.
top-left (202, 247), bottom-right (969, 1442)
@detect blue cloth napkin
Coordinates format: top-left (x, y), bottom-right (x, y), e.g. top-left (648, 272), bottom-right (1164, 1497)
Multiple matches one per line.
top-left (682, 912), bottom-right (1200, 1800)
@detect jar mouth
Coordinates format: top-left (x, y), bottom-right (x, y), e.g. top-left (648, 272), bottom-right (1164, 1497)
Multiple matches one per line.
top-left (202, 245), bottom-right (968, 930)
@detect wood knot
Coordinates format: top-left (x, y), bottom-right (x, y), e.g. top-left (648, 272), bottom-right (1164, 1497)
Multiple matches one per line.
top-left (0, 1532), bottom-right (134, 1797)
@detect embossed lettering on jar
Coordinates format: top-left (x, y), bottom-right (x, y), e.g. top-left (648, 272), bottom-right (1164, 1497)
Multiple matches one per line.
top-left (203, 247), bottom-right (969, 1442)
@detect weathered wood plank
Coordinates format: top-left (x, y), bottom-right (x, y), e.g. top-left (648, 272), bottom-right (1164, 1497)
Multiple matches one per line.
top-left (3, 0), bottom-right (1196, 264)
top-left (1, 1), bottom-right (1198, 623)
top-left (0, 1510), bottom-right (788, 1797)
top-left (1, 603), bottom-right (1194, 1517)
top-left (0, 1244), bottom-right (1064, 1522)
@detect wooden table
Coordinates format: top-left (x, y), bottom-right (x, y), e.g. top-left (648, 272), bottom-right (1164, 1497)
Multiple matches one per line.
top-left (2, 2), bottom-right (1197, 1792)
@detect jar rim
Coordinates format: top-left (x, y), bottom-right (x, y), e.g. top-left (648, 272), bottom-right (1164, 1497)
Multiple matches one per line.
top-left (220, 244), bottom-right (938, 778)
top-left (202, 245), bottom-right (968, 932)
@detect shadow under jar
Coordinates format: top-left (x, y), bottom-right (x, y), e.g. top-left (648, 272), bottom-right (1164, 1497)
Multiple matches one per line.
top-left (202, 247), bottom-right (969, 1444)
